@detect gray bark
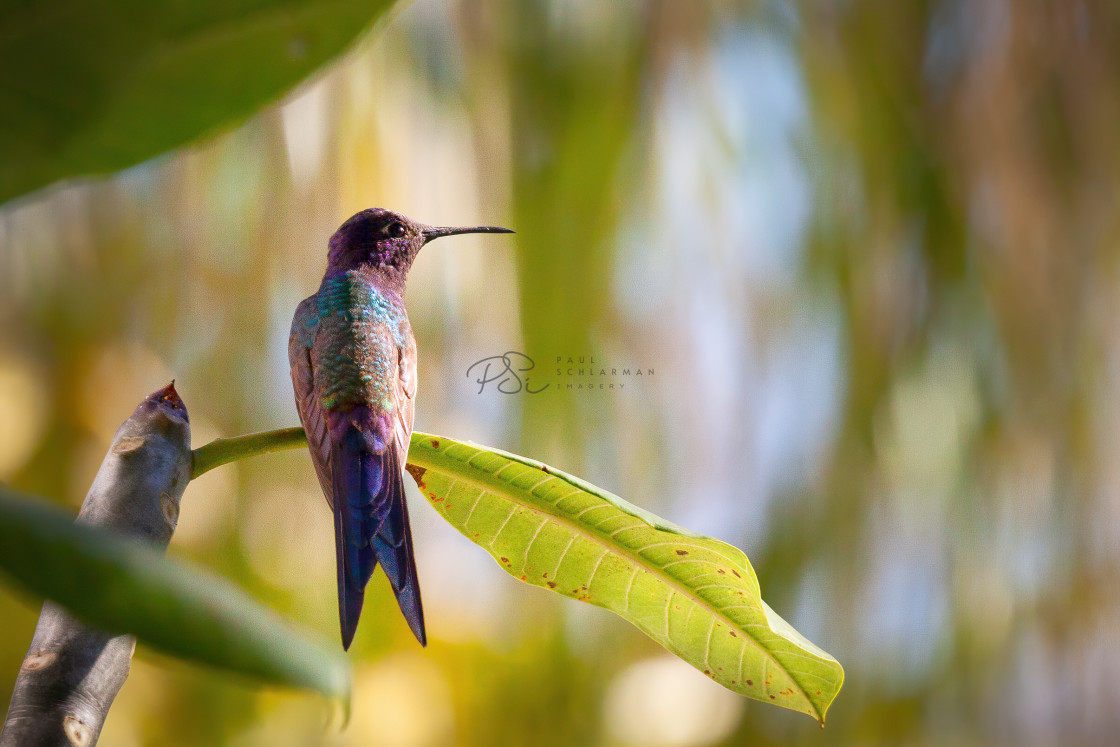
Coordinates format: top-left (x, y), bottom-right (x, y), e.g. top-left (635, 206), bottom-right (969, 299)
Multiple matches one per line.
top-left (1, 383), bottom-right (191, 747)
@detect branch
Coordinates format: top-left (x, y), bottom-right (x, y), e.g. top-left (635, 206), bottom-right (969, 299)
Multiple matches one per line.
top-left (190, 426), bottom-right (305, 479)
top-left (1, 383), bottom-right (191, 747)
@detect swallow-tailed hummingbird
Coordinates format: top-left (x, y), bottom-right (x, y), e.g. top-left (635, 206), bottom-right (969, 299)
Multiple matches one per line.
top-left (289, 208), bottom-right (513, 649)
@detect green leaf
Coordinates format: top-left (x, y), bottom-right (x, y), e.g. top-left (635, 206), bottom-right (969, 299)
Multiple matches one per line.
top-left (187, 425), bottom-right (845, 720)
top-left (0, 488), bottom-right (350, 704)
top-left (406, 433), bottom-right (844, 723)
top-left (0, 0), bottom-right (402, 205)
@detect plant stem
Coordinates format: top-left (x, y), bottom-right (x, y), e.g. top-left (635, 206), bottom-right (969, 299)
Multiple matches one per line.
top-left (190, 427), bottom-right (307, 480)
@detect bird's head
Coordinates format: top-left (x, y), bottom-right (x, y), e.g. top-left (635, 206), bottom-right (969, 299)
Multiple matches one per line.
top-left (326, 208), bottom-right (513, 285)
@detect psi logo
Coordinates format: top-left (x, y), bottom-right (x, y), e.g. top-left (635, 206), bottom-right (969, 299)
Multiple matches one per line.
top-left (466, 352), bottom-right (549, 394)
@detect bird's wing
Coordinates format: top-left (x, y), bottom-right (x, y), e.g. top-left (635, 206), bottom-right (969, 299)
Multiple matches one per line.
top-left (395, 333), bottom-right (417, 457)
top-left (288, 296), bottom-right (335, 507)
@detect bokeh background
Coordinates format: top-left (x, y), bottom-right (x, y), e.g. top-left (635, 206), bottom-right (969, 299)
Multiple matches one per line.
top-left (3, 1), bottom-right (1120, 745)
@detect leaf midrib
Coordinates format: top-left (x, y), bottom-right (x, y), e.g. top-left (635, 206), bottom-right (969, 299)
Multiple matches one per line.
top-left (408, 443), bottom-right (822, 721)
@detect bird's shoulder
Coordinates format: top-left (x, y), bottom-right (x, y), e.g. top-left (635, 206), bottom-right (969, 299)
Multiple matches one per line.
top-left (290, 295), bottom-right (321, 342)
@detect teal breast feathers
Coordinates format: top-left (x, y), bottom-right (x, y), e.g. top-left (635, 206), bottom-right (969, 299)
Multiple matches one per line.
top-left (314, 272), bottom-right (409, 412)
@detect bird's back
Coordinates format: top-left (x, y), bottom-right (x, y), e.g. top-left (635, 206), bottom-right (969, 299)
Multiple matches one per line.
top-left (311, 270), bottom-right (413, 420)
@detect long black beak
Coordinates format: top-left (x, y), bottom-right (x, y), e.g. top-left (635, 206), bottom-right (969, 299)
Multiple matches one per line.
top-left (422, 225), bottom-right (515, 242)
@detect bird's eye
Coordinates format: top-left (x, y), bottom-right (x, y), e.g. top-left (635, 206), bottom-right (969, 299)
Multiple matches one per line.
top-left (386, 222), bottom-right (407, 239)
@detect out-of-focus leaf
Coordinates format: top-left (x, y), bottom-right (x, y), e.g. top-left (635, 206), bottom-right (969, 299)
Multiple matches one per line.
top-left (0, 0), bottom-right (403, 205)
top-left (0, 489), bottom-right (350, 704)
top-left (405, 433), bottom-right (844, 723)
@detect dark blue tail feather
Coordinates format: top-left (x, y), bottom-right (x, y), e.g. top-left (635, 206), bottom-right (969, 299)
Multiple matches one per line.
top-left (372, 481), bottom-right (426, 646)
top-left (330, 417), bottom-right (425, 649)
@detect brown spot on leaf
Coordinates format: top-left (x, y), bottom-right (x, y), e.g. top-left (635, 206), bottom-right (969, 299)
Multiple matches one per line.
top-left (675, 549), bottom-right (688, 556)
top-left (405, 464), bottom-right (426, 484)
top-left (729, 631), bottom-right (737, 638)
top-left (769, 695), bottom-right (775, 700)
top-left (746, 680), bottom-right (753, 686)
top-left (731, 569), bottom-right (741, 578)
top-left (717, 569), bottom-right (726, 574)
top-left (430, 439), bottom-right (440, 448)
top-left (547, 581), bottom-right (557, 588)
top-left (500, 557), bottom-right (510, 564)
top-left (703, 670), bottom-right (711, 676)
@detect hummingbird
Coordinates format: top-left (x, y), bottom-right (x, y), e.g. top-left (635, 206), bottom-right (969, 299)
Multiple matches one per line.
top-left (289, 208), bottom-right (513, 649)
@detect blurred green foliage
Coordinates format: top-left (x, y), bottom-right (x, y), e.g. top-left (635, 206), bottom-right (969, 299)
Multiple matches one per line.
top-left (2, 0), bottom-right (1120, 745)
top-left (0, 489), bottom-right (350, 704)
top-left (0, 0), bottom-right (402, 204)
